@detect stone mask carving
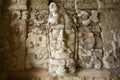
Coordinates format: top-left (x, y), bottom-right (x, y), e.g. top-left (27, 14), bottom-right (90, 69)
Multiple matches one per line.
top-left (48, 2), bottom-right (76, 77)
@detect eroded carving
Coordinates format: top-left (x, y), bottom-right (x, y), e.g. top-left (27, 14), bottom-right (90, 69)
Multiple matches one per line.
top-left (48, 2), bottom-right (76, 76)
top-left (48, 2), bottom-right (59, 25)
top-left (76, 10), bottom-right (99, 26)
top-left (0, 0), bottom-right (120, 79)
top-left (28, 10), bottom-right (48, 32)
top-left (25, 28), bottom-right (48, 69)
top-left (48, 24), bottom-right (76, 76)
top-left (103, 29), bottom-right (120, 68)
top-left (75, 4), bottom-right (102, 69)
top-left (1, 10), bottom-right (28, 70)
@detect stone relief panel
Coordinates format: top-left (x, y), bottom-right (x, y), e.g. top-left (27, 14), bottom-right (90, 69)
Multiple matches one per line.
top-left (25, 27), bottom-right (48, 69)
top-left (48, 2), bottom-right (76, 77)
top-left (28, 10), bottom-right (48, 32)
top-left (25, 1), bottom-right (49, 69)
top-left (0, 0), bottom-right (120, 80)
top-left (75, 7), bottom-right (103, 69)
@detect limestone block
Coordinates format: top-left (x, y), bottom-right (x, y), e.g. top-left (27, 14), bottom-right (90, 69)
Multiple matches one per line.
top-left (9, 0), bottom-right (27, 10)
top-left (105, 2), bottom-right (120, 8)
top-left (64, 2), bottom-right (75, 10)
top-left (75, 2), bottom-right (98, 9)
top-left (30, 0), bottom-right (48, 10)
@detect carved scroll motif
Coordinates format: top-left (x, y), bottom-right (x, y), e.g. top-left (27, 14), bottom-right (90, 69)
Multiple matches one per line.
top-left (75, 2), bottom-right (103, 69)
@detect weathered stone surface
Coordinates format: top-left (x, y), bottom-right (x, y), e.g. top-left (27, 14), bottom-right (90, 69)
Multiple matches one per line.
top-left (30, 0), bottom-right (48, 10)
top-left (75, 0), bottom-right (98, 9)
top-left (105, 1), bottom-right (120, 8)
top-left (9, 0), bottom-right (27, 10)
top-left (48, 2), bottom-right (76, 76)
top-left (25, 27), bottom-right (48, 69)
top-left (0, 0), bottom-right (120, 80)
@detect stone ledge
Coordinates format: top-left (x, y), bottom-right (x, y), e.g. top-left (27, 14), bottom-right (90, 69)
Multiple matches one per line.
top-left (0, 68), bottom-right (120, 78)
top-left (77, 69), bottom-right (110, 78)
top-left (1, 68), bottom-right (49, 77)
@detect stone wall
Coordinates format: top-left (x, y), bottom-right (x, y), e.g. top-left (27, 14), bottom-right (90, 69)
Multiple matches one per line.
top-left (0, 0), bottom-right (120, 80)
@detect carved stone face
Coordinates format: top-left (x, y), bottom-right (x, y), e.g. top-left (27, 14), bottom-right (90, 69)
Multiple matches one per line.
top-left (49, 24), bottom-right (76, 59)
